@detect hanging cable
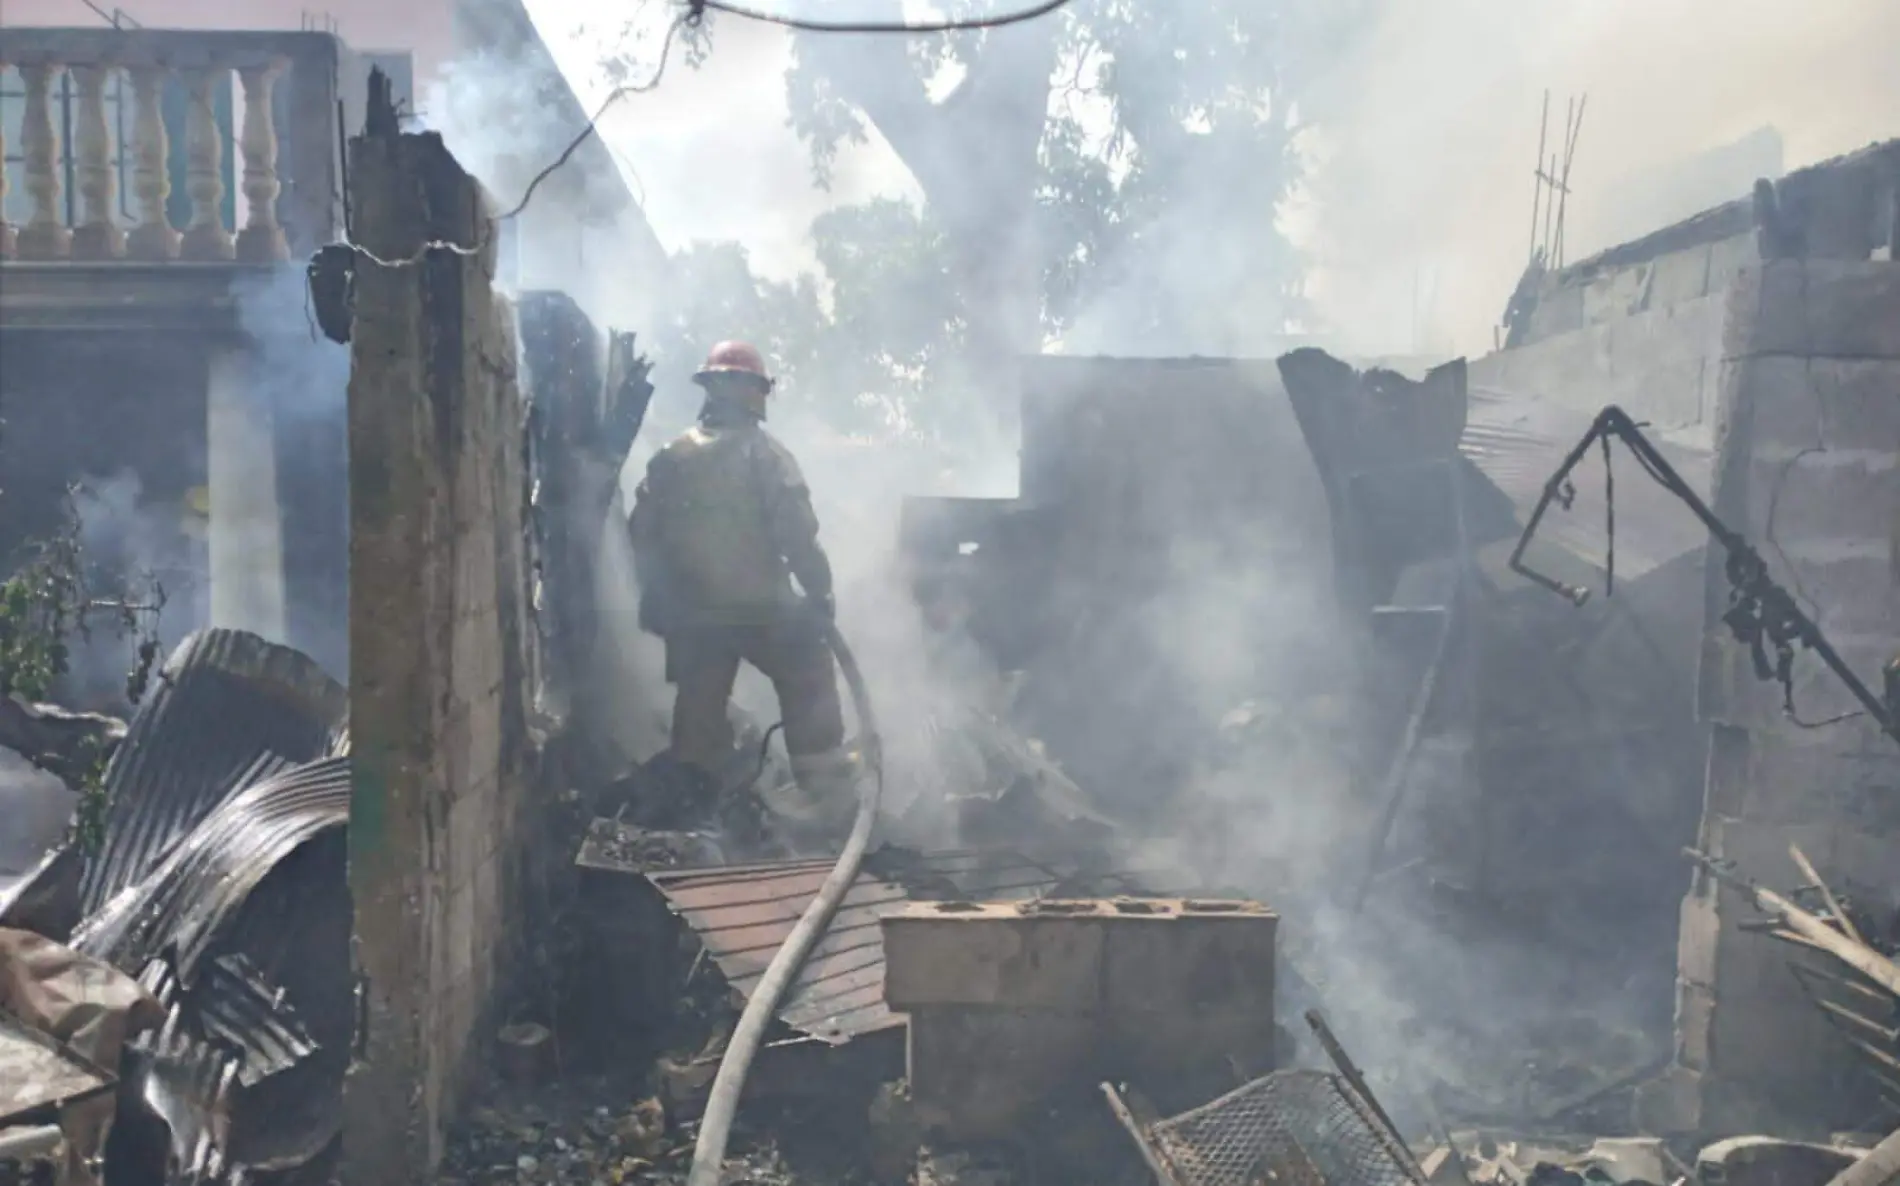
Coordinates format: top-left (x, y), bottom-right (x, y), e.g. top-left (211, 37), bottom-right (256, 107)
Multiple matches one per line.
top-left (684, 0), bottom-right (1073, 33)
top-left (1509, 404), bottom-right (1899, 745)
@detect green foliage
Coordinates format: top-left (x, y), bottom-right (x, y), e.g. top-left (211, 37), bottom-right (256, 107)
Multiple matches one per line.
top-left (0, 492), bottom-right (166, 853)
top-left (67, 733), bottom-right (112, 855)
top-left (0, 525), bottom-right (85, 703)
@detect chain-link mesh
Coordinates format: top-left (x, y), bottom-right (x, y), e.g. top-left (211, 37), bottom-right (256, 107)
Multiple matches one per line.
top-left (1140, 1070), bottom-right (1423, 1186)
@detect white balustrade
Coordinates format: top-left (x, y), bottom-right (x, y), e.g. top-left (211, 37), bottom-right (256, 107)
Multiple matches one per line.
top-left (3, 44), bottom-right (301, 265)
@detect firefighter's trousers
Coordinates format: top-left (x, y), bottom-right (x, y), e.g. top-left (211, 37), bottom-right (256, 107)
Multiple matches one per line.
top-left (665, 621), bottom-right (850, 801)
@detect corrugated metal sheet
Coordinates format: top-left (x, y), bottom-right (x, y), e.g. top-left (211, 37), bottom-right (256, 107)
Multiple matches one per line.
top-left (49, 630), bottom-right (350, 1185)
top-left (1461, 388), bottom-right (1714, 582)
top-left (78, 629), bottom-right (347, 920)
top-left (647, 848), bottom-right (1140, 1043)
top-left (73, 755), bottom-right (352, 1180)
top-left (73, 756), bottom-right (350, 982)
top-left (0, 1012), bottom-right (112, 1127)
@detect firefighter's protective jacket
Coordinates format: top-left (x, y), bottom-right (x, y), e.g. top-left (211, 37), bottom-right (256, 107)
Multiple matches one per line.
top-left (629, 411), bottom-right (833, 631)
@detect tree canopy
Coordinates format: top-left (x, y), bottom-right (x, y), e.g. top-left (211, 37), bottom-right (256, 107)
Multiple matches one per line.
top-left (628, 0), bottom-right (1371, 443)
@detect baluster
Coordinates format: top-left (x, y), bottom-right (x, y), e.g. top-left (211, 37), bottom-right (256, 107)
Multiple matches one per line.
top-left (125, 64), bottom-right (180, 260)
top-left (17, 62), bottom-right (72, 261)
top-left (0, 57), bottom-right (14, 259)
top-left (70, 63), bottom-right (126, 260)
top-left (235, 58), bottom-right (289, 263)
top-left (180, 64), bottom-right (235, 261)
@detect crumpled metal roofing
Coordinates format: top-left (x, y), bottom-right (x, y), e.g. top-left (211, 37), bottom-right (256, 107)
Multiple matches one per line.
top-left (73, 755), bottom-right (350, 984)
top-left (88, 754), bottom-right (353, 1182)
top-left (1460, 387), bottom-right (1715, 582)
top-left (18, 629), bottom-right (355, 1184)
top-left (78, 629), bottom-right (346, 920)
top-left (642, 846), bottom-right (1148, 1043)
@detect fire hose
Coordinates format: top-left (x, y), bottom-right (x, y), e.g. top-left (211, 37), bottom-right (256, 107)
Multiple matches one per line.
top-left (686, 618), bottom-right (883, 1186)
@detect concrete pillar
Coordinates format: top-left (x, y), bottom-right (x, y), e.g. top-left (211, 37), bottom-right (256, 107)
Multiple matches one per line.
top-left (206, 345), bottom-right (286, 641)
top-left (1638, 258), bottom-right (1900, 1138)
top-left (341, 112), bottom-right (534, 1186)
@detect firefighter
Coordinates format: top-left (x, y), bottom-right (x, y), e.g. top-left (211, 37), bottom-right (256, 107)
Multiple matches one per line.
top-left (628, 340), bottom-right (856, 826)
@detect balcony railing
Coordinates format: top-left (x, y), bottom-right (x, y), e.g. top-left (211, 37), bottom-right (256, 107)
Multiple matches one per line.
top-left (0, 29), bottom-right (352, 265)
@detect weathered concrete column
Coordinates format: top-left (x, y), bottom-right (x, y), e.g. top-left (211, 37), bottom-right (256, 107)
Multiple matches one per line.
top-left (206, 345), bottom-right (287, 641)
top-left (1637, 258), bottom-right (1900, 1137)
top-left (341, 80), bottom-right (536, 1186)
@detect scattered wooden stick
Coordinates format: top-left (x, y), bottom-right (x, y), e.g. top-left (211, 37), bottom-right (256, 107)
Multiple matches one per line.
top-left (1790, 841), bottom-right (1867, 946)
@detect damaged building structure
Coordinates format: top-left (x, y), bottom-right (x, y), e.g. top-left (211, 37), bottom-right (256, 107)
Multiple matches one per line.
top-left (898, 135), bottom-right (1900, 1146)
top-left (1284, 137), bottom-right (1900, 1138)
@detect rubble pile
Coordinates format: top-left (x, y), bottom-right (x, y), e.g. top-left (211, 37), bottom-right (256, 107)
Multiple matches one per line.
top-left (6, 586), bottom-right (1900, 1186)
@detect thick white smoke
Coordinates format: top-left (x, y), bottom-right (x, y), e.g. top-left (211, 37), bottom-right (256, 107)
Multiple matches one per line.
top-left (1298, 0), bottom-right (1900, 356)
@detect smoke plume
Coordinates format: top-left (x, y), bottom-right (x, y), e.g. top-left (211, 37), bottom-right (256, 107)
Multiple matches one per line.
top-left (1297, 0), bottom-right (1900, 356)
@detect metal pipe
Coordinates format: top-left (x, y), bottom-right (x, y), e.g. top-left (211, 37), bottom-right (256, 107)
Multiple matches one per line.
top-left (1509, 404), bottom-right (1900, 745)
top-left (686, 619), bottom-right (883, 1186)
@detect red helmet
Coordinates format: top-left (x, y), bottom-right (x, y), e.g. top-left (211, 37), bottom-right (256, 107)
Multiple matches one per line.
top-left (694, 340), bottom-right (773, 390)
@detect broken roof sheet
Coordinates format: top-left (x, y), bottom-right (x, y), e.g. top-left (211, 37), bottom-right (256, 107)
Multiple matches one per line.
top-left (1460, 387), bottom-right (1715, 583)
top-left (78, 630), bottom-right (346, 920)
top-left (0, 1012), bottom-right (113, 1128)
top-left (643, 847), bottom-right (1142, 1044)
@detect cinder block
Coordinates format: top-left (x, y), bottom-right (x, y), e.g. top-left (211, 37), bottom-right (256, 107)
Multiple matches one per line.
top-left (1737, 357), bottom-right (1900, 455)
top-left (1725, 260), bottom-right (1900, 360)
top-left (445, 881), bottom-right (478, 983)
top-left (1701, 725), bottom-right (1747, 821)
top-left (1752, 551), bottom-right (1896, 638)
top-left (1829, 825), bottom-right (1900, 898)
top-left (1633, 1063), bottom-right (1704, 1135)
top-left (881, 900), bottom-right (1107, 1010)
top-left (1699, 631), bottom-right (1900, 737)
top-left (1705, 817), bottom-right (1837, 885)
top-left (1583, 263), bottom-right (1653, 326)
top-left (1705, 233), bottom-right (1758, 298)
top-left (1673, 978), bottom-right (1715, 1070)
top-left (1099, 899), bottom-right (1277, 1011)
top-left (1524, 283), bottom-right (1586, 344)
top-left (1733, 729), bottom-right (1854, 824)
top-left (1647, 244), bottom-right (1715, 308)
top-left (1741, 455), bottom-right (1900, 558)
top-left (1677, 896), bottom-right (1722, 989)
top-left (1724, 355), bottom-right (1823, 456)
top-left (1811, 358), bottom-right (1900, 451)
top-left (1101, 899), bottom-right (1278, 1077)
top-left (886, 898), bottom-right (1280, 1137)
top-left (905, 1007), bottom-right (1095, 1140)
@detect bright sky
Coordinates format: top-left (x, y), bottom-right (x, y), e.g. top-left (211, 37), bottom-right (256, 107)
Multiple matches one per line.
top-left (523, 0), bottom-right (918, 282)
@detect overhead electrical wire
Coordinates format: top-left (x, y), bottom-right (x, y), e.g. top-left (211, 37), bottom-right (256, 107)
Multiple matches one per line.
top-left (684, 0), bottom-right (1074, 33)
top-left (348, 0), bottom-right (1075, 270)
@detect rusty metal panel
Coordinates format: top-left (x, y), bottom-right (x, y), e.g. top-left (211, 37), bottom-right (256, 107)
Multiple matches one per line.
top-left (0, 1013), bottom-right (113, 1128)
top-left (643, 848), bottom-right (1090, 1043)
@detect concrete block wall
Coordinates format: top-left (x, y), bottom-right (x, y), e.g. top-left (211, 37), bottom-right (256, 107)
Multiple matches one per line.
top-left (340, 123), bottom-right (537, 1184)
top-left (1516, 233), bottom-right (1757, 352)
top-left (1636, 259), bottom-right (1900, 1137)
top-left (1470, 278), bottom-right (1729, 439)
